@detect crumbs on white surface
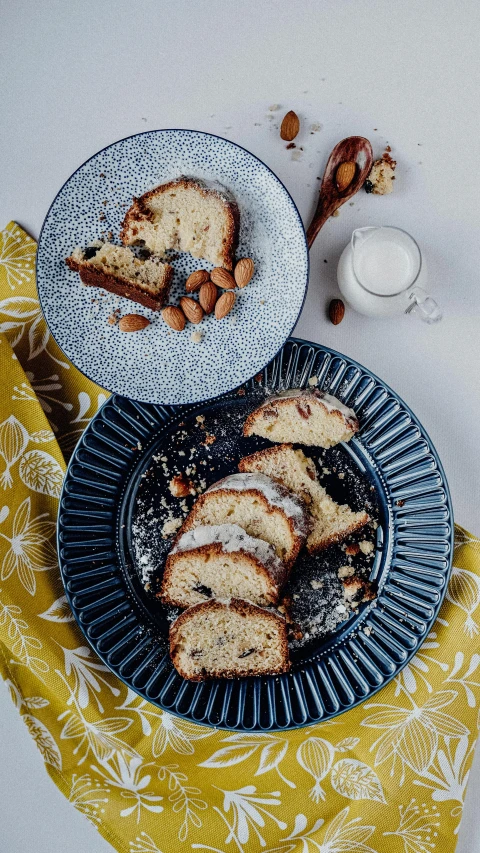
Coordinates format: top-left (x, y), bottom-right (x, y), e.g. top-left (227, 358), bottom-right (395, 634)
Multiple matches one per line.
top-left (191, 330), bottom-right (203, 343)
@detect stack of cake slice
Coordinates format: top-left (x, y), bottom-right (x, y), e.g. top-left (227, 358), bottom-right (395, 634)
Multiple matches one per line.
top-left (163, 389), bottom-right (373, 682)
top-left (162, 472), bottom-right (312, 680)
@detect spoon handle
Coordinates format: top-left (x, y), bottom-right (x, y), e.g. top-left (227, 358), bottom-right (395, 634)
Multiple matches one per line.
top-left (306, 201), bottom-right (335, 248)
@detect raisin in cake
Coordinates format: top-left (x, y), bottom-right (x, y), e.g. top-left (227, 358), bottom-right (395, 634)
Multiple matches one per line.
top-left (175, 473), bottom-right (311, 568)
top-left (169, 598), bottom-right (290, 680)
top-left (239, 445), bottom-right (369, 552)
top-left (121, 177), bottom-right (240, 270)
top-left (66, 242), bottom-right (173, 311)
top-left (161, 523), bottom-right (288, 608)
top-left (243, 389), bottom-right (359, 448)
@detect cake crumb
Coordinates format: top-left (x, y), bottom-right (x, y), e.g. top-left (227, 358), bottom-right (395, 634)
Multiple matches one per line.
top-left (338, 565), bottom-right (355, 578)
top-left (169, 474), bottom-right (195, 498)
top-left (331, 209), bottom-right (340, 218)
top-left (191, 331), bottom-right (203, 344)
top-left (196, 415), bottom-right (205, 424)
top-left (345, 543), bottom-right (360, 556)
top-left (162, 517), bottom-right (182, 538)
top-left (359, 540), bottom-right (375, 555)
top-left (310, 579), bottom-right (324, 590)
top-left (308, 375), bottom-right (319, 387)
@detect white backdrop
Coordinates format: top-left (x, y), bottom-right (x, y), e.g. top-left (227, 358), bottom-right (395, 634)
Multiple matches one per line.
top-left (1, 1), bottom-right (479, 850)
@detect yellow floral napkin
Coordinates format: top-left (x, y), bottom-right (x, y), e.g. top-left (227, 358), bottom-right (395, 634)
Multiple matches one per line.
top-left (1, 220), bottom-right (480, 853)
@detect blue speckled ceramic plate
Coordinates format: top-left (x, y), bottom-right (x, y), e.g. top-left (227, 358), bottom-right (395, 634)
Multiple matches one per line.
top-left (36, 129), bottom-right (308, 405)
top-left (57, 339), bottom-right (453, 731)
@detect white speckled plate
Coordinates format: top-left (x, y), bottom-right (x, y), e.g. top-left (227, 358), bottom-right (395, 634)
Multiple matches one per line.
top-left (37, 130), bottom-right (309, 404)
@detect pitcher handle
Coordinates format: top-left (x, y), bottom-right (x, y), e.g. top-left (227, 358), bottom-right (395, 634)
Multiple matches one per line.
top-left (406, 286), bottom-right (442, 324)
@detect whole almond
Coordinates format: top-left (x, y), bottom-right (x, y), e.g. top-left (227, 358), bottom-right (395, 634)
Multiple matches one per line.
top-left (329, 298), bottom-right (345, 325)
top-left (335, 161), bottom-right (357, 192)
top-left (180, 296), bottom-right (204, 324)
top-left (210, 268), bottom-right (236, 290)
top-left (118, 314), bottom-right (150, 332)
top-left (162, 305), bottom-right (186, 331)
top-left (234, 257), bottom-right (255, 288)
top-left (215, 291), bottom-right (236, 320)
top-left (185, 269), bottom-right (210, 293)
top-left (199, 281), bottom-right (218, 314)
top-left (280, 110), bottom-right (300, 141)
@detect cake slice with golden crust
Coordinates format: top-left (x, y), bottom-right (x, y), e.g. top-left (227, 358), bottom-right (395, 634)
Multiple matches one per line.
top-left (169, 598), bottom-right (290, 680)
top-left (66, 242), bottom-right (172, 311)
top-left (243, 389), bottom-right (359, 448)
top-left (174, 473), bottom-right (311, 569)
top-left (239, 444), bottom-right (369, 552)
top-left (121, 176), bottom-right (240, 270)
top-left (160, 523), bottom-right (288, 608)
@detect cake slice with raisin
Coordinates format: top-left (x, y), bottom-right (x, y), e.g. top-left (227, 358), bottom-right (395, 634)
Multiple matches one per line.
top-left (243, 389), bottom-right (359, 448)
top-left (174, 473), bottom-right (311, 569)
top-left (66, 242), bottom-right (173, 311)
top-left (169, 598), bottom-right (290, 680)
top-left (239, 444), bottom-right (369, 552)
top-left (160, 523), bottom-right (288, 608)
top-left (121, 176), bottom-right (240, 270)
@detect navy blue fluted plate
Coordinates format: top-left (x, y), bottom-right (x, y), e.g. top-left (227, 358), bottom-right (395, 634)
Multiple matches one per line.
top-left (57, 338), bottom-right (453, 730)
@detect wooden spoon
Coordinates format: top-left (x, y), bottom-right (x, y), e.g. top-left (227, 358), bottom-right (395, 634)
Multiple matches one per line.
top-left (306, 136), bottom-right (373, 249)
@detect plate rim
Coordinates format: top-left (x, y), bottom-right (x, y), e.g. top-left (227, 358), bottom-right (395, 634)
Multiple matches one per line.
top-left (36, 128), bottom-right (310, 405)
top-left (57, 336), bottom-right (454, 730)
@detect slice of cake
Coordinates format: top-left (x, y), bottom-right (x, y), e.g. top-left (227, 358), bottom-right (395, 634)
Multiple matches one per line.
top-left (239, 444), bottom-right (369, 552)
top-left (120, 177), bottom-right (240, 270)
top-left (243, 389), bottom-right (359, 448)
top-left (161, 523), bottom-right (288, 607)
top-left (175, 473), bottom-right (311, 568)
top-left (66, 242), bottom-right (173, 311)
top-left (169, 598), bottom-right (290, 680)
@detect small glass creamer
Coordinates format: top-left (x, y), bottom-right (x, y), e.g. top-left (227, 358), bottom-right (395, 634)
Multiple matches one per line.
top-left (337, 226), bottom-right (442, 322)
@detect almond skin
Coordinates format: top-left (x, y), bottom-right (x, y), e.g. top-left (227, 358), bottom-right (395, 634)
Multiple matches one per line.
top-left (215, 291), bottom-right (236, 320)
top-left (234, 258), bottom-right (255, 288)
top-left (280, 110), bottom-right (300, 141)
top-left (335, 161), bottom-right (357, 192)
top-left (329, 298), bottom-right (345, 325)
top-left (210, 268), bottom-right (236, 289)
top-left (185, 269), bottom-right (210, 293)
top-left (179, 296), bottom-right (204, 324)
top-left (162, 306), bottom-right (186, 331)
top-left (199, 281), bottom-right (218, 314)
top-left (118, 314), bottom-right (150, 332)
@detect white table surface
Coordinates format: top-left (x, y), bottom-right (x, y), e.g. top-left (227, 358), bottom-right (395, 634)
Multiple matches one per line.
top-left (1, 0), bottom-right (479, 850)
